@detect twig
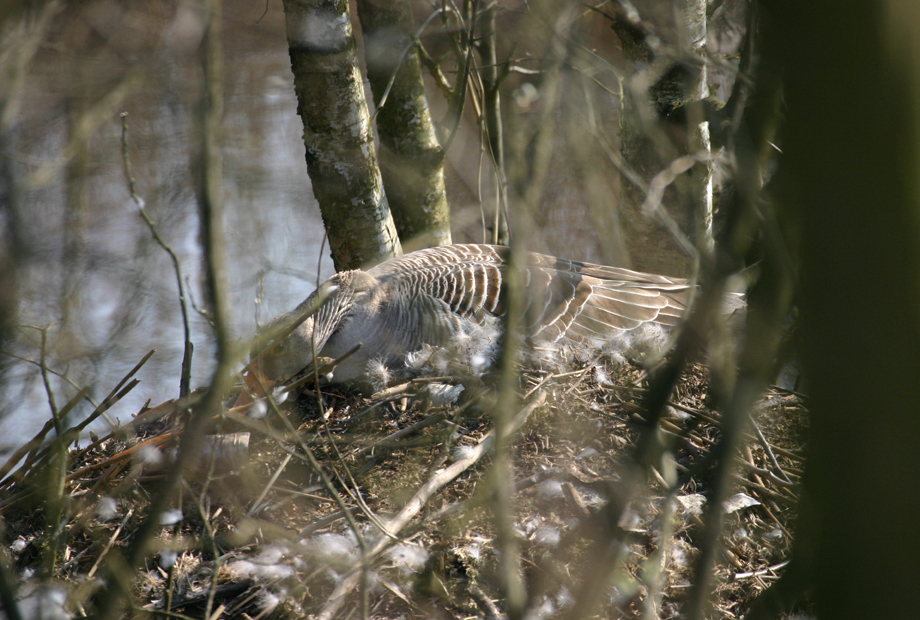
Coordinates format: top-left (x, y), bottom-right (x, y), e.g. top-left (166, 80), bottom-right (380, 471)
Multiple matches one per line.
top-left (353, 412), bottom-right (449, 456)
top-left (121, 112), bottom-right (193, 398)
top-left (734, 560), bottom-right (789, 580)
top-left (0, 386), bottom-right (89, 483)
top-left (750, 417), bottom-right (793, 483)
top-left (1, 377), bottom-right (144, 492)
top-left (469, 583), bottom-right (504, 620)
top-left (93, 2), bottom-right (239, 616)
top-left (440, 0), bottom-right (478, 154)
top-left (66, 433), bottom-right (174, 482)
top-left (371, 8), bottom-right (445, 120)
top-left (246, 453), bottom-right (292, 517)
top-left (86, 509), bottom-right (134, 579)
top-left (0, 351), bottom-right (99, 407)
top-left (315, 390), bottom-right (546, 620)
top-left (299, 508), bottom-right (360, 538)
top-left (27, 324), bottom-right (61, 433)
top-left (665, 399), bottom-right (805, 463)
top-left (261, 388), bottom-right (371, 573)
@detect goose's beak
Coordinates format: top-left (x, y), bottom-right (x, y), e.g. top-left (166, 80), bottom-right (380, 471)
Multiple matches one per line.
top-left (232, 368), bottom-right (276, 410)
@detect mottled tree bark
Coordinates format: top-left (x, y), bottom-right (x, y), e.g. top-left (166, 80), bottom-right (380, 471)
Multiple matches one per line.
top-left (614, 0), bottom-right (712, 277)
top-left (355, 0), bottom-right (451, 251)
top-left (282, 0), bottom-right (402, 271)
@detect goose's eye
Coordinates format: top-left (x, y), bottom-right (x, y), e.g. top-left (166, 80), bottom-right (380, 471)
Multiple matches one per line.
top-left (272, 341), bottom-right (286, 355)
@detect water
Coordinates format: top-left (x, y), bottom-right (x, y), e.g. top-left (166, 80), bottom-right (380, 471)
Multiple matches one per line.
top-left (0, 0), bottom-right (745, 457)
top-left (0, 1), bottom-right (335, 455)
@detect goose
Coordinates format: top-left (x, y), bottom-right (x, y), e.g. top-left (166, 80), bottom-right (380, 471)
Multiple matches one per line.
top-left (239, 244), bottom-right (729, 396)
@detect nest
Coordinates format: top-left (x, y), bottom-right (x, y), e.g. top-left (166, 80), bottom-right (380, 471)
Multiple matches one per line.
top-left (0, 349), bottom-right (807, 620)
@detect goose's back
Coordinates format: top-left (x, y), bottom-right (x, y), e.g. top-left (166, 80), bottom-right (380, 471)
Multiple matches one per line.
top-left (367, 244), bottom-right (691, 344)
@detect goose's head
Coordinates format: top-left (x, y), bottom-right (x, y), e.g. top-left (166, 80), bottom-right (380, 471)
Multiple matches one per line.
top-left (234, 270), bottom-right (377, 405)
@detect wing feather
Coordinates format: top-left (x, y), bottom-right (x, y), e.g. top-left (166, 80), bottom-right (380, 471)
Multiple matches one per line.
top-left (368, 244), bottom-right (694, 342)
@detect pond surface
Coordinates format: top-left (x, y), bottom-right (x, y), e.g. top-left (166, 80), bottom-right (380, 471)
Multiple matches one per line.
top-left (1, 1), bottom-right (335, 454)
top-left (0, 0), bottom-right (740, 456)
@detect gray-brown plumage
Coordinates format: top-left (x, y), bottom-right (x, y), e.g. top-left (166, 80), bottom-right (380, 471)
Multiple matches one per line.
top-left (247, 244), bottom-right (707, 387)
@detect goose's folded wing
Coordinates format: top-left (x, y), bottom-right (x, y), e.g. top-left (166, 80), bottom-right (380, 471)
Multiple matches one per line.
top-left (368, 244), bottom-right (691, 342)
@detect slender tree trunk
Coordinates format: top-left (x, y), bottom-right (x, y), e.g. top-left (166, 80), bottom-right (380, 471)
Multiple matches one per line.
top-left (476, 2), bottom-right (510, 245)
top-left (282, 0), bottom-right (402, 271)
top-left (355, 0), bottom-right (451, 251)
top-left (614, 0), bottom-right (712, 277)
top-left (682, 0), bottom-right (713, 257)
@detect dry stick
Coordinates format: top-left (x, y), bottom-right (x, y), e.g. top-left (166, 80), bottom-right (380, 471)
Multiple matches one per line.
top-left (743, 446), bottom-right (793, 539)
top-left (353, 411), bottom-right (449, 456)
top-left (329, 453), bottom-right (400, 547)
top-left (424, 466), bottom-right (568, 529)
top-left (206, 605), bottom-right (226, 620)
top-left (559, 353), bottom-right (607, 398)
top-left (750, 417), bottom-right (793, 483)
top-left (735, 560), bottom-right (790, 581)
top-left (732, 456), bottom-right (798, 487)
top-left (77, 395), bottom-right (180, 461)
top-left (299, 507), bottom-right (361, 538)
top-left (246, 453), bottom-right (292, 517)
top-left (315, 390), bottom-right (546, 620)
top-left (370, 7), bottom-right (445, 121)
top-left (367, 381), bottom-right (413, 401)
top-left (279, 411), bottom-right (372, 620)
top-left (0, 377), bottom-right (142, 492)
top-left (666, 399), bottom-right (805, 464)
top-left (439, 0), bottom-right (477, 154)
top-left (62, 346), bottom-right (158, 459)
top-left (260, 391), bottom-right (371, 569)
top-left (469, 583), bottom-right (503, 620)
top-left (131, 606), bottom-right (194, 620)
top-left (655, 413), bottom-right (800, 489)
top-left (86, 509), bottom-right (134, 579)
top-left (121, 112), bottom-right (193, 399)
top-left (94, 3), bottom-right (237, 615)
top-left (65, 433), bottom-right (174, 482)
top-left (729, 472), bottom-right (797, 507)
top-left (318, 401), bottom-right (398, 541)
top-left (0, 351), bottom-right (99, 408)
top-left (0, 386), bottom-right (89, 482)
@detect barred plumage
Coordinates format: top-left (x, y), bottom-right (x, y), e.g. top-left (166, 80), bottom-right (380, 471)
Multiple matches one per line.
top-left (246, 244), bottom-right (727, 386)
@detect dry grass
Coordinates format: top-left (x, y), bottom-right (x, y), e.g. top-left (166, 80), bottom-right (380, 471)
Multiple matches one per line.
top-left (0, 348), bottom-right (807, 620)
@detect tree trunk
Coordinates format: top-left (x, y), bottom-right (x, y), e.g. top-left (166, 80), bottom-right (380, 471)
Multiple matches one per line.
top-left (614, 0), bottom-right (712, 277)
top-left (759, 1), bottom-right (920, 618)
top-left (282, 0), bottom-right (402, 271)
top-left (355, 0), bottom-right (452, 251)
